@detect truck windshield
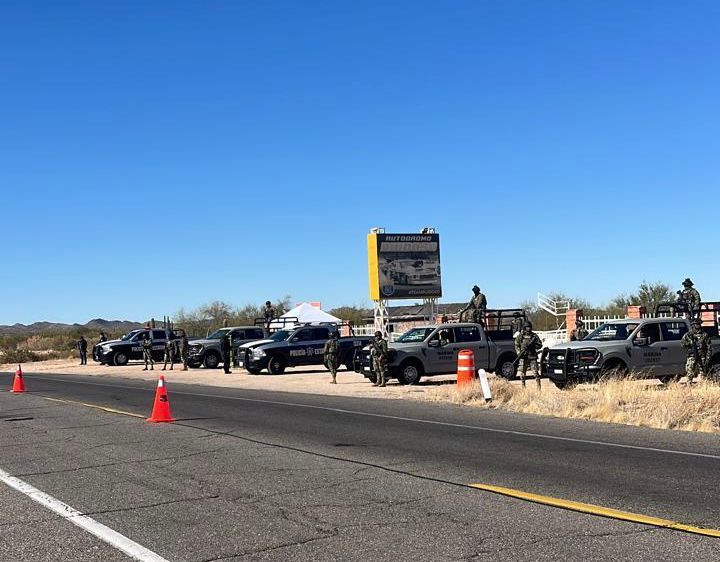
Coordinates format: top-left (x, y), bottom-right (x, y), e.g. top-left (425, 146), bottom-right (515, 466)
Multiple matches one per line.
top-left (121, 330), bottom-right (142, 341)
top-left (396, 328), bottom-right (435, 343)
top-left (207, 329), bottom-right (230, 339)
top-left (586, 323), bottom-right (639, 341)
top-left (268, 330), bottom-right (291, 341)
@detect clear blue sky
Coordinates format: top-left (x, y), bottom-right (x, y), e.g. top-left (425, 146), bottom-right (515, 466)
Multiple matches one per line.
top-left (2, 1), bottom-right (719, 324)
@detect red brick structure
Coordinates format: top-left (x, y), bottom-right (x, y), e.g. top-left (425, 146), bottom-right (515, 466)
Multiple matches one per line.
top-left (626, 306), bottom-right (646, 319)
top-left (565, 309), bottom-right (584, 340)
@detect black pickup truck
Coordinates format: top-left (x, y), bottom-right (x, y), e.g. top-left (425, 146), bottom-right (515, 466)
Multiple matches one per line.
top-left (93, 328), bottom-right (183, 366)
top-left (237, 323), bottom-right (372, 375)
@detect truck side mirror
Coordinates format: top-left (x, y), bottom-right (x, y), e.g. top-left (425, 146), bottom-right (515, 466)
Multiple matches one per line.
top-left (428, 339), bottom-right (440, 348)
top-left (633, 337), bottom-right (649, 347)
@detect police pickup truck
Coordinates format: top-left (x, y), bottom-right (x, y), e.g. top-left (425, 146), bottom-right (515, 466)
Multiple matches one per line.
top-left (186, 326), bottom-right (265, 369)
top-left (542, 303), bottom-right (720, 389)
top-left (237, 324), bottom-right (372, 375)
top-left (354, 319), bottom-right (520, 385)
top-left (93, 328), bottom-right (182, 366)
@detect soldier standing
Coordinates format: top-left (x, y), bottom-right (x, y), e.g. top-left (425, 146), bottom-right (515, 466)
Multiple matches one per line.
top-left (162, 336), bottom-right (176, 371)
top-left (459, 285), bottom-right (487, 325)
top-left (263, 301), bottom-right (275, 336)
top-left (681, 320), bottom-right (710, 384)
top-left (77, 336), bottom-right (88, 365)
top-left (142, 332), bottom-right (154, 371)
top-left (510, 312), bottom-right (524, 337)
top-left (323, 331), bottom-right (340, 384)
top-left (221, 331), bottom-right (232, 374)
top-left (514, 322), bottom-right (543, 389)
top-left (180, 331), bottom-right (189, 371)
top-left (570, 320), bottom-right (589, 341)
top-left (677, 278), bottom-right (701, 320)
top-left (370, 331), bottom-right (389, 387)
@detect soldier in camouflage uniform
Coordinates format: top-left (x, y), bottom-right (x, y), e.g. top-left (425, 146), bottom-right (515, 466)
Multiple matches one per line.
top-left (514, 321), bottom-right (543, 389)
top-left (221, 332), bottom-right (232, 374)
top-left (570, 320), bottom-right (589, 341)
top-left (681, 320), bottom-right (710, 384)
top-left (510, 312), bottom-right (524, 337)
top-left (370, 331), bottom-right (389, 387)
top-left (677, 278), bottom-right (701, 320)
top-left (323, 331), bottom-right (340, 384)
top-left (459, 285), bottom-right (487, 325)
top-left (162, 334), bottom-right (177, 371)
top-left (142, 332), bottom-right (154, 371)
top-left (179, 331), bottom-right (189, 371)
top-left (263, 301), bottom-right (275, 336)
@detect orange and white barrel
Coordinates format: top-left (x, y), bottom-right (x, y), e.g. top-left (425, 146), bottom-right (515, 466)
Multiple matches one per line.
top-left (457, 350), bottom-right (475, 387)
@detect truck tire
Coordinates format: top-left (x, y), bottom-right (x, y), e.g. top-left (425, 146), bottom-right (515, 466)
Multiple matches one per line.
top-left (553, 379), bottom-right (576, 390)
top-left (706, 357), bottom-right (720, 382)
top-left (203, 352), bottom-right (220, 369)
top-left (246, 366), bottom-right (262, 375)
top-left (599, 360), bottom-right (627, 380)
top-left (495, 354), bottom-right (517, 380)
top-left (366, 373), bottom-right (378, 385)
top-left (396, 360), bottom-right (424, 385)
top-left (112, 352), bottom-right (128, 367)
top-left (267, 355), bottom-right (287, 375)
top-left (658, 374), bottom-right (682, 385)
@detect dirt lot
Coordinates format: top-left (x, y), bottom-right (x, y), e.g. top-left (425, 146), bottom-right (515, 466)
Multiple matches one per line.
top-left (0, 358), bottom-right (461, 400)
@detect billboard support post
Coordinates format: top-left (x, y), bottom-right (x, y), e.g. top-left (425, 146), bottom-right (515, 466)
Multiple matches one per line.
top-left (373, 300), bottom-right (389, 339)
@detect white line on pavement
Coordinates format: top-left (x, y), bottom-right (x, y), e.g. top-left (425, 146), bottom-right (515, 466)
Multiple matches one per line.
top-left (28, 375), bottom-right (720, 462)
top-left (0, 467), bottom-right (169, 562)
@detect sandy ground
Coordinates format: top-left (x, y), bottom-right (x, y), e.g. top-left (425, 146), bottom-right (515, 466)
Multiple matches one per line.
top-left (1, 358), bottom-right (464, 400)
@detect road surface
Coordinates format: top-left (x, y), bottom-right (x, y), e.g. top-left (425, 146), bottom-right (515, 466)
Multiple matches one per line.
top-left (0, 371), bottom-right (718, 561)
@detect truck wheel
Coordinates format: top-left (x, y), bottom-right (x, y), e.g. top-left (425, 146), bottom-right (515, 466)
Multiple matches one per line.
top-left (553, 379), bottom-right (576, 390)
top-left (203, 352), bottom-right (220, 369)
top-left (599, 361), bottom-right (627, 380)
top-left (495, 355), bottom-right (517, 380)
top-left (246, 367), bottom-right (262, 375)
top-left (267, 355), bottom-right (287, 375)
top-left (658, 374), bottom-right (682, 385)
top-left (113, 352), bottom-right (128, 367)
top-left (366, 373), bottom-right (378, 385)
top-left (396, 360), bottom-right (423, 385)
top-left (706, 359), bottom-right (720, 383)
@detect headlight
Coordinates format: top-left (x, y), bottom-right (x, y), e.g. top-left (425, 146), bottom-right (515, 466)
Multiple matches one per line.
top-left (102, 345), bottom-right (111, 353)
top-left (252, 349), bottom-right (266, 359)
top-left (190, 344), bottom-right (203, 352)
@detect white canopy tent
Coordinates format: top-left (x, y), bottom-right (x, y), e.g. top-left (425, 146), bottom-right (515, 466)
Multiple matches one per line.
top-left (269, 302), bottom-right (341, 330)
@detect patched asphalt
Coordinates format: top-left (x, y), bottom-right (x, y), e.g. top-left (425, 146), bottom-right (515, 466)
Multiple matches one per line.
top-left (0, 372), bottom-right (719, 560)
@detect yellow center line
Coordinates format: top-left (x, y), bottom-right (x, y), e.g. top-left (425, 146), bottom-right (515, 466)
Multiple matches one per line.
top-left (41, 397), bottom-right (145, 419)
top-left (470, 483), bottom-right (720, 538)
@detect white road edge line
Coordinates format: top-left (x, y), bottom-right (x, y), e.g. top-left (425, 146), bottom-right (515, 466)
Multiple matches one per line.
top-left (0, 467), bottom-right (169, 562)
top-left (29, 375), bottom-right (720, 462)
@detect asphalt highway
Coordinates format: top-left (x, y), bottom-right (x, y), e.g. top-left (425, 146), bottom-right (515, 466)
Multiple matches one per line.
top-left (1, 371), bottom-right (719, 561)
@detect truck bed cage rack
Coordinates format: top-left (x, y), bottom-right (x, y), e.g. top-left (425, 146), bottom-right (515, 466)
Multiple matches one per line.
top-left (253, 316), bottom-right (300, 333)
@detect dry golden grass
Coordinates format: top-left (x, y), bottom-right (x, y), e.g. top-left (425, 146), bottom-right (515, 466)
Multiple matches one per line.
top-left (424, 377), bottom-right (720, 433)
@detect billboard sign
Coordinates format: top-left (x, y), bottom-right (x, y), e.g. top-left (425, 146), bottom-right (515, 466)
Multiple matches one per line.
top-left (368, 233), bottom-right (442, 300)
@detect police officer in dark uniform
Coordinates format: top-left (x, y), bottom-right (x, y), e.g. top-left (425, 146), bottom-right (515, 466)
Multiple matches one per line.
top-left (77, 336), bottom-right (88, 365)
top-left (142, 332), bottom-right (154, 370)
top-left (179, 331), bottom-right (190, 371)
top-left (221, 331), bottom-right (232, 374)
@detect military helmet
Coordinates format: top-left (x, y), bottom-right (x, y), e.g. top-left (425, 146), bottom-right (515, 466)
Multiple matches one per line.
top-left (691, 319), bottom-right (701, 328)
top-left (265, 300), bottom-right (272, 306)
top-left (472, 285), bottom-right (480, 292)
top-left (523, 321), bottom-right (533, 329)
top-left (374, 331), bottom-right (383, 338)
top-left (682, 278), bottom-right (694, 287)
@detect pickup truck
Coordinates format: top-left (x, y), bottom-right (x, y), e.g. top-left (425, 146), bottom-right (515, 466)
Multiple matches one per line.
top-left (542, 316), bottom-right (720, 388)
top-left (93, 328), bottom-right (182, 366)
top-left (187, 326), bottom-right (265, 369)
top-left (354, 322), bottom-right (518, 385)
top-left (237, 324), bottom-right (373, 375)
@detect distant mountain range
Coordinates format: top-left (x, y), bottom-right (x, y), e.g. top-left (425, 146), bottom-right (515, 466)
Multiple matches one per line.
top-left (0, 318), bottom-right (143, 336)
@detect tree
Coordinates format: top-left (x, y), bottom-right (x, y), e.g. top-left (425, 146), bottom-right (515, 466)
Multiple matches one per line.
top-left (610, 282), bottom-right (673, 314)
top-left (329, 306), bottom-right (372, 326)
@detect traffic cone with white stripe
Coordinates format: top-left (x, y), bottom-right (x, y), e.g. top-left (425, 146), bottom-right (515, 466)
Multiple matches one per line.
top-left (457, 350), bottom-right (475, 387)
top-left (146, 375), bottom-right (175, 423)
top-left (11, 365), bottom-right (26, 393)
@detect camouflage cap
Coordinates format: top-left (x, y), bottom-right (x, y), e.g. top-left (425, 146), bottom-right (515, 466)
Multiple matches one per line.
top-left (691, 319), bottom-right (702, 327)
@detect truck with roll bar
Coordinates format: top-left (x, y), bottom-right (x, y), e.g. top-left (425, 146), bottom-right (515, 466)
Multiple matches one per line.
top-left (542, 301), bottom-right (720, 388)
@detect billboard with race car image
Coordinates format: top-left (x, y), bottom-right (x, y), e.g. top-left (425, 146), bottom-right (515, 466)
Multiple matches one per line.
top-left (368, 233), bottom-right (442, 300)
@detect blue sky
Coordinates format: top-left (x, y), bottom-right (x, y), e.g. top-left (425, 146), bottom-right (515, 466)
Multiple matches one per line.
top-left (2, 1), bottom-right (719, 324)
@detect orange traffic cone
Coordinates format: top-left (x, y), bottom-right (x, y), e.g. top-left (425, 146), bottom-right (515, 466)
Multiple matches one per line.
top-left (457, 350), bottom-right (475, 387)
top-left (11, 365), bottom-right (26, 393)
top-left (146, 375), bottom-right (175, 423)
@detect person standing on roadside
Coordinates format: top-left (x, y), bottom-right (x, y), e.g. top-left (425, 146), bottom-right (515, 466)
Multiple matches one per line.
top-left (180, 331), bottom-right (190, 371)
top-left (370, 331), bottom-right (389, 387)
top-left (142, 332), bottom-right (154, 370)
top-left (221, 331), bottom-right (232, 374)
top-left (510, 312), bottom-right (524, 337)
top-left (162, 335), bottom-right (176, 371)
top-left (515, 322), bottom-right (543, 389)
top-left (77, 336), bottom-right (88, 365)
top-left (263, 301), bottom-right (275, 336)
top-left (677, 278), bottom-right (701, 320)
top-left (681, 320), bottom-right (710, 384)
top-left (323, 331), bottom-right (340, 384)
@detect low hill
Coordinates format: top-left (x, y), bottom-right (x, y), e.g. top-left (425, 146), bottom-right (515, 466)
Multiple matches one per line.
top-left (0, 319), bottom-right (142, 337)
